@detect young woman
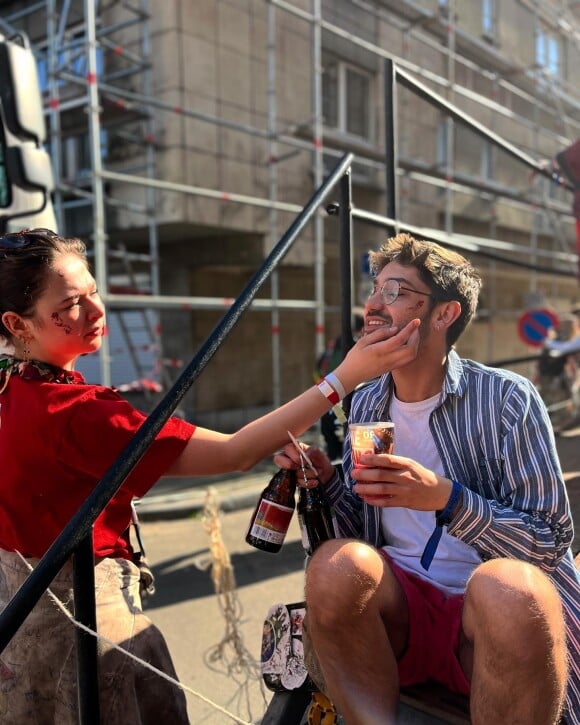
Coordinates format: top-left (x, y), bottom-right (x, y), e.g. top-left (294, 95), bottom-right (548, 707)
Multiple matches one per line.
top-left (0, 228), bottom-right (420, 724)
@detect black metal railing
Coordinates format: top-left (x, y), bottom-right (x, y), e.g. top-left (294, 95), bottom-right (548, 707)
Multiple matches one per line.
top-left (380, 58), bottom-right (576, 279)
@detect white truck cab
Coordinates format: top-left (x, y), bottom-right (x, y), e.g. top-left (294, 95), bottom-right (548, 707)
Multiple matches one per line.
top-left (0, 32), bottom-right (56, 233)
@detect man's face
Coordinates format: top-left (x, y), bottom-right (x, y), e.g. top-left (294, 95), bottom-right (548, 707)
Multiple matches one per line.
top-left (364, 262), bottom-right (436, 341)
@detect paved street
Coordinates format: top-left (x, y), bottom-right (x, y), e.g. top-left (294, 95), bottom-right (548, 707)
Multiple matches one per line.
top-left (139, 425), bottom-right (580, 725)
top-left (141, 504), bottom-right (306, 724)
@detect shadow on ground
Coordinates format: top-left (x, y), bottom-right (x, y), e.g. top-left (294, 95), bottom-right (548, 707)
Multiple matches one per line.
top-left (144, 539), bottom-right (305, 609)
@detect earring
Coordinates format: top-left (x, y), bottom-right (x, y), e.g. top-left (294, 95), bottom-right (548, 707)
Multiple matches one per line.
top-left (21, 337), bottom-right (30, 362)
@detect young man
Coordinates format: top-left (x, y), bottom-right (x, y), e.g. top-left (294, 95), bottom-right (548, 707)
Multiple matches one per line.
top-left (277, 234), bottom-right (579, 725)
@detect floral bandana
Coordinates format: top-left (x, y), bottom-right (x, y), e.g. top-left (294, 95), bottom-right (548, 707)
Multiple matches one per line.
top-left (0, 355), bottom-right (80, 393)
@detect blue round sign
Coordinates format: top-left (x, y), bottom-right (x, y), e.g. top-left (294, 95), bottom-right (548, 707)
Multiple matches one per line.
top-left (517, 308), bottom-right (559, 347)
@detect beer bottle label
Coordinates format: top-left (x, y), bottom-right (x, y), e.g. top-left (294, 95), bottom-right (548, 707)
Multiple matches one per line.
top-left (248, 499), bottom-right (294, 545)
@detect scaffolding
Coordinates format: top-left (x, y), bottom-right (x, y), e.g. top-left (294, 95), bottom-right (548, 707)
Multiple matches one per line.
top-left (0, 0), bottom-right (578, 414)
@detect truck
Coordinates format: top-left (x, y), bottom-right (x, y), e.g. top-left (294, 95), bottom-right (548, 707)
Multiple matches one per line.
top-left (0, 31), bottom-right (56, 233)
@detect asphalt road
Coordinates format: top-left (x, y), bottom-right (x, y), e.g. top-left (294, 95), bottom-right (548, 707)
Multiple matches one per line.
top-left (139, 424), bottom-right (580, 725)
top-left (141, 505), bottom-right (306, 725)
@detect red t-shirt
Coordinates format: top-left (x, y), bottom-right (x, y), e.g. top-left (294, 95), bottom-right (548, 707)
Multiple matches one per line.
top-left (0, 373), bottom-right (195, 559)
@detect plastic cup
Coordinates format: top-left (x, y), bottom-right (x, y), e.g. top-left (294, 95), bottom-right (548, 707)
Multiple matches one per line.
top-left (349, 422), bottom-right (395, 467)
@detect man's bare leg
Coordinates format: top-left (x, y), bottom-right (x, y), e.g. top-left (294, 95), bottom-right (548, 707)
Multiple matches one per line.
top-left (305, 539), bottom-right (408, 725)
top-left (460, 559), bottom-right (568, 725)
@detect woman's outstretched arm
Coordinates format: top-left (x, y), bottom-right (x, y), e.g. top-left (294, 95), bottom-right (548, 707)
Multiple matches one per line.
top-left (167, 319), bottom-right (420, 476)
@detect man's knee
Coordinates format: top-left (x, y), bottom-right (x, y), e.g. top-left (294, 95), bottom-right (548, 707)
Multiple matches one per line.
top-left (305, 540), bottom-right (386, 620)
top-left (463, 559), bottom-right (566, 649)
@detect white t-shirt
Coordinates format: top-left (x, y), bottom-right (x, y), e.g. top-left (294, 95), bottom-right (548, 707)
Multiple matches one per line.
top-left (380, 391), bottom-right (481, 595)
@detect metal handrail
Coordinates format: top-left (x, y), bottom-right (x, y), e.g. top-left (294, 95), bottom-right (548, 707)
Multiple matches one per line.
top-left (394, 65), bottom-right (574, 191)
top-left (351, 205), bottom-right (577, 278)
top-left (375, 58), bottom-right (575, 278)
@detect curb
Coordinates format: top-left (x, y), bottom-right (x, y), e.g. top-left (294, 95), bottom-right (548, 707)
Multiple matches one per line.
top-left (135, 474), bottom-right (267, 521)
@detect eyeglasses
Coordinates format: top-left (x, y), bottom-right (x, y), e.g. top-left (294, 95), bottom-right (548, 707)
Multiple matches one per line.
top-left (0, 228), bottom-right (58, 249)
top-left (370, 278), bottom-right (435, 306)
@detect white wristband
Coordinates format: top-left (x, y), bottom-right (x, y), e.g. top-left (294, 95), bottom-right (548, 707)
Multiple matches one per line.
top-left (317, 378), bottom-right (340, 406)
top-left (325, 372), bottom-right (346, 400)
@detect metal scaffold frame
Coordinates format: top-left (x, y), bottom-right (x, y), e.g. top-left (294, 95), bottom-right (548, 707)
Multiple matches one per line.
top-left (0, 0), bottom-right (578, 401)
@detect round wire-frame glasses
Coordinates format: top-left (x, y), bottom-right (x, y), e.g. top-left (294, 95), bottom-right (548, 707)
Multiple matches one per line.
top-left (371, 278), bottom-right (435, 306)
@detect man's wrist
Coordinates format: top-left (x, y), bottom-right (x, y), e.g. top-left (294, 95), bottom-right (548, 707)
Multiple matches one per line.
top-left (436, 480), bottom-right (463, 525)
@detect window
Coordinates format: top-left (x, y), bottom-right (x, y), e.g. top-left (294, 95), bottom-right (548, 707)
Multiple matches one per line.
top-left (60, 130), bottom-right (107, 181)
top-left (481, 0), bottom-right (495, 39)
top-left (322, 54), bottom-right (373, 142)
top-left (436, 121), bottom-right (448, 170)
top-left (536, 29), bottom-right (560, 76)
top-left (437, 119), bottom-right (494, 180)
top-left (480, 140), bottom-right (494, 180)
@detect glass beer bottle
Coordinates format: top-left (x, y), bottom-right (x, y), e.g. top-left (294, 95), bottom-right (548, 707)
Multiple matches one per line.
top-left (297, 484), bottom-right (338, 556)
top-left (245, 469), bottom-right (297, 553)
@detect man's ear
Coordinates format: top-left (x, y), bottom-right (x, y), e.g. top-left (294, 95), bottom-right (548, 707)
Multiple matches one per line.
top-left (434, 300), bottom-right (461, 330)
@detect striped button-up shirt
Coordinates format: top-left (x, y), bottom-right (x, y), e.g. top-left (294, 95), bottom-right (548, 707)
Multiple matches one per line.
top-left (324, 350), bottom-right (579, 722)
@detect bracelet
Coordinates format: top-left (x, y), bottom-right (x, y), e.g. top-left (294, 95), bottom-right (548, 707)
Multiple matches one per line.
top-left (436, 479), bottom-right (463, 525)
top-left (317, 378), bottom-right (340, 406)
top-left (420, 480), bottom-right (463, 571)
top-left (325, 372), bottom-right (346, 400)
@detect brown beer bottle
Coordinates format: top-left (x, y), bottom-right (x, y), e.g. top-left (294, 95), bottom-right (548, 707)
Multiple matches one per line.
top-left (297, 484), bottom-right (338, 556)
top-left (245, 469), bottom-right (297, 553)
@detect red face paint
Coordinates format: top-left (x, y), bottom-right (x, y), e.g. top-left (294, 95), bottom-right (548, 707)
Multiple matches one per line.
top-left (51, 312), bottom-right (72, 335)
top-left (408, 300), bottom-right (424, 311)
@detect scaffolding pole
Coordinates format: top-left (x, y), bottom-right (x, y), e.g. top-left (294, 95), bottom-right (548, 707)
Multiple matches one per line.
top-left (312, 0), bottom-right (326, 360)
top-left (267, 1), bottom-right (282, 408)
top-left (84, 0), bottom-right (111, 387)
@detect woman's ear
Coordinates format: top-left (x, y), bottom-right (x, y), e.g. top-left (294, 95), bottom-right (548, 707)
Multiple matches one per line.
top-left (1, 311), bottom-right (29, 339)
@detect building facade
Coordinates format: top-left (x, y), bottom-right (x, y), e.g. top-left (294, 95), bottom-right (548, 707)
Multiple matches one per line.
top-left (0, 0), bottom-right (578, 427)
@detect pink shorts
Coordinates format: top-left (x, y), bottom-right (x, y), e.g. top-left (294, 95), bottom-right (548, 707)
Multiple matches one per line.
top-left (380, 551), bottom-right (471, 696)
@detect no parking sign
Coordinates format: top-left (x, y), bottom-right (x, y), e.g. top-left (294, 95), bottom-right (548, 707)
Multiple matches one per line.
top-left (517, 308), bottom-right (560, 347)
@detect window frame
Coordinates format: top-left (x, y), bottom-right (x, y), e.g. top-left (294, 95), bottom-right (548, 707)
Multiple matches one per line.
top-left (481, 0), bottom-right (496, 41)
top-left (437, 118), bottom-right (494, 181)
top-left (535, 27), bottom-right (561, 77)
top-left (322, 53), bottom-right (374, 144)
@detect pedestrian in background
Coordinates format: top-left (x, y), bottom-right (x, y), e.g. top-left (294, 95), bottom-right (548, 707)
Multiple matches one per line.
top-left (0, 228), bottom-right (421, 724)
top-left (538, 309), bottom-right (580, 429)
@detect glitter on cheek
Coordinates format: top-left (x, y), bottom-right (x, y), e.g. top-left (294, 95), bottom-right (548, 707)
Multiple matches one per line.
top-left (51, 312), bottom-right (73, 335)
